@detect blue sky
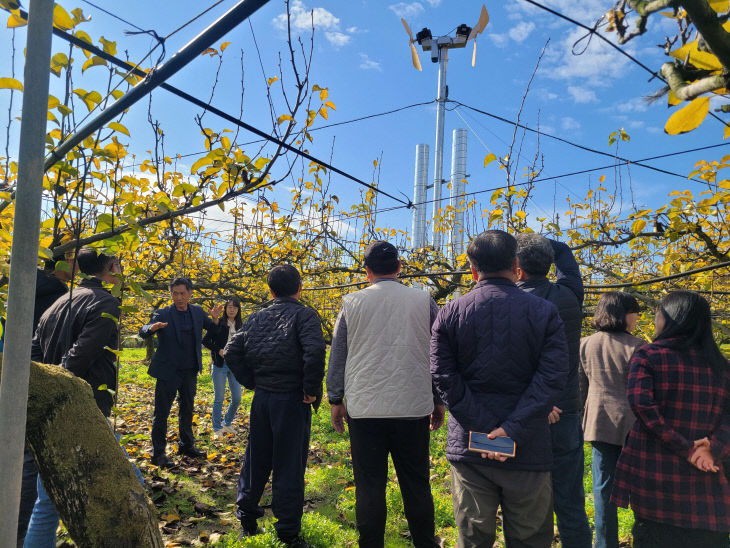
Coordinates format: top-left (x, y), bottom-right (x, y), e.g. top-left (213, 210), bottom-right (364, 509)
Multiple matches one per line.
top-left (1, 0), bottom-right (725, 245)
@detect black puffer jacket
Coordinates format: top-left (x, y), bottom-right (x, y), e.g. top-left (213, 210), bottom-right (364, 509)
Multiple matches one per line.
top-left (518, 239), bottom-right (583, 413)
top-left (33, 269), bottom-right (68, 331)
top-left (31, 278), bottom-right (119, 416)
top-left (224, 297), bottom-right (325, 403)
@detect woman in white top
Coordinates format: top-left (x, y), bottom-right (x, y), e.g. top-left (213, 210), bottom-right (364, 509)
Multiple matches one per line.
top-left (203, 297), bottom-right (243, 436)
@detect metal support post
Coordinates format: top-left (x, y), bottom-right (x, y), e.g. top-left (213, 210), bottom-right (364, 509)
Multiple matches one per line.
top-left (0, 0), bottom-right (55, 545)
top-left (431, 47), bottom-right (448, 251)
top-left (411, 144), bottom-right (429, 249)
top-left (449, 129), bottom-right (467, 262)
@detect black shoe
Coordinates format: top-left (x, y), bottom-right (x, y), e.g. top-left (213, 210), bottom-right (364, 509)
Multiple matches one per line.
top-left (151, 454), bottom-right (175, 468)
top-left (179, 446), bottom-right (206, 459)
top-left (239, 520), bottom-right (262, 538)
top-left (279, 536), bottom-right (312, 548)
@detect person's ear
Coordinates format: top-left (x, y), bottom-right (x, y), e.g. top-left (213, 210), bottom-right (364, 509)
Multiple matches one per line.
top-left (469, 264), bottom-right (479, 282)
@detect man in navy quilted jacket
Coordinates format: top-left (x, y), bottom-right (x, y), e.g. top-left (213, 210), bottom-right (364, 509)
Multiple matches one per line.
top-left (430, 230), bottom-right (569, 548)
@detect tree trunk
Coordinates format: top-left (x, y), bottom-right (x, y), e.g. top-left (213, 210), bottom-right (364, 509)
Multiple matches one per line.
top-left (7, 358), bottom-right (163, 547)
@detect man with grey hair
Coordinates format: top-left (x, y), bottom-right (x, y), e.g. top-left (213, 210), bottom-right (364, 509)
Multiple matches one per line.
top-left (516, 233), bottom-right (591, 548)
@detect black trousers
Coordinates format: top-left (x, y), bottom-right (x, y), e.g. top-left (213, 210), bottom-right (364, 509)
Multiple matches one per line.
top-left (17, 447), bottom-right (37, 547)
top-left (633, 517), bottom-right (729, 548)
top-left (236, 389), bottom-right (311, 540)
top-left (151, 368), bottom-right (197, 456)
top-left (348, 416), bottom-right (438, 548)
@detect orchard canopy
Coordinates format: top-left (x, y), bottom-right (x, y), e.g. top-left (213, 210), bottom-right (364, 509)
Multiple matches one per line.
top-left (0, 0), bottom-right (728, 344)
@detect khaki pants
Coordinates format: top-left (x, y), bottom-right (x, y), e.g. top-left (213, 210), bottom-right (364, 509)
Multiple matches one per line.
top-left (451, 462), bottom-right (554, 548)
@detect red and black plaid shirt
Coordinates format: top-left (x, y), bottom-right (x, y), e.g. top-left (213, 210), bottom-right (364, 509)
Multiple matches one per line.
top-left (612, 339), bottom-right (730, 532)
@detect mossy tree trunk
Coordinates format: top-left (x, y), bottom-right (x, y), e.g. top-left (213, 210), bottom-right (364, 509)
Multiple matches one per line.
top-left (9, 358), bottom-right (163, 547)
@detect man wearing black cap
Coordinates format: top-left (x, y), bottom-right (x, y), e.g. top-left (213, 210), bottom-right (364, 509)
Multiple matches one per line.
top-left (327, 240), bottom-right (444, 548)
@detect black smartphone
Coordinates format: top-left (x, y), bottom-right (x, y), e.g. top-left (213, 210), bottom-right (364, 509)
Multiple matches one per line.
top-left (468, 431), bottom-right (516, 457)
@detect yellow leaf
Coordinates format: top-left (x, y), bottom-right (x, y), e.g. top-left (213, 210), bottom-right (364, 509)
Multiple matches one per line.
top-left (201, 47), bottom-right (218, 57)
top-left (665, 96), bottom-right (710, 135)
top-left (220, 41), bottom-right (231, 52)
top-left (190, 156), bottom-right (212, 173)
top-left (318, 106), bottom-right (328, 120)
top-left (312, 84), bottom-right (322, 91)
top-left (373, 159), bottom-right (379, 168)
top-left (668, 90), bottom-right (681, 106)
top-left (277, 114), bottom-right (293, 125)
top-left (669, 41), bottom-right (723, 71)
top-left (319, 88), bottom-right (328, 101)
top-left (631, 219), bottom-right (647, 235)
top-left (483, 153), bottom-right (496, 167)
top-left (267, 76), bottom-right (278, 86)
top-left (107, 122), bottom-right (129, 136)
top-left (709, 0), bottom-right (730, 12)
top-left (0, 77), bottom-right (22, 91)
top-left (99, 36), bottom-right (117, 56)
top-left (82, 55), bottom-right (106, 73)
top-left (53, 4), bottom-right (74, 30)
top-left (599, 174), bottom-right (606, 183)
top-left (253, 157), bottom-right (269, 170)
top-left (724, 125), bottom-right (730, 140)
top-left (7, 10), bottom-right (26, 27)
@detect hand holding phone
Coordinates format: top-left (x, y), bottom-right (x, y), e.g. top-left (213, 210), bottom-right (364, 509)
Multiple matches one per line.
top-left (468, 428), bottom-right (515, 462)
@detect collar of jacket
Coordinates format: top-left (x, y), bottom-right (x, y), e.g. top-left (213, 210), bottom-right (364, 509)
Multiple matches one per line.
top-left (372, 277), bottom-right (400, 285)
top-left (79, 277), bottom-right (108, 291)
top-left (475, 277), bottom-right (517, 288)
top-left (273, 296), bottom-right (301, 305)
top-left (516, 276), bottom-right (549, 290)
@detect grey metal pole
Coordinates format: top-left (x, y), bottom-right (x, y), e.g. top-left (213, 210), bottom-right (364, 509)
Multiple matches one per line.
top-left (431, 47), bottom-right (448, 251)
top-left (44, 0), bottom-right (270, 172)
top-left (449, 129), bottom-right (467, 262)
top-left (411, 144), bottom-right (429, 249)
top-left (0, 0), bottom-right (55, 545)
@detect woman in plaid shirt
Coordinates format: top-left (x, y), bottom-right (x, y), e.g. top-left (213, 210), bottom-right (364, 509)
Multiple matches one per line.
top-left (612, 291), bottom-right (730, 547)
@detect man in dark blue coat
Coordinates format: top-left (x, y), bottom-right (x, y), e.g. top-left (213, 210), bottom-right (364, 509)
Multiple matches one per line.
top-left (516, 234), bottom-right (591, 548)
top-left (431, 230), bottom-right (569, 548)
top-left (139, 277), bottom-right (221, 467)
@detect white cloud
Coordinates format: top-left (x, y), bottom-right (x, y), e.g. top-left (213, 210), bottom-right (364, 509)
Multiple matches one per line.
top-left (424, 0), bottom-right (441, 6)
top-left (346, 26), bottom-right (359, 33)
top-left (389, 2), bottom-right (424, 19)
top-left (567, 86), bottom-right (598, 103)
top-left (508, 21), bottom-right (536, 43)
top-left (561, 116), bottom-right (580, 130)
top-left (488, 33), bottom-right (509, 48)
top-left (359, 53), bottom-right (382, 71)
top-left (326, 32), bottom-right (351, 46)
top-left (272, 0), bottom-right (354, 48)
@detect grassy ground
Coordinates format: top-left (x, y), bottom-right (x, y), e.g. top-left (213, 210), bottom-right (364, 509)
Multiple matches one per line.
top-left (57, 348), bottom-right (634, 547)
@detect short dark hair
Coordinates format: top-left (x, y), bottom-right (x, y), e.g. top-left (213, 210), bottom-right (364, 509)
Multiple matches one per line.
top-left (268, 264), bottom-right (301, 297)
top-left (515, 233), bottom-right (554, 277)
top-left (77, 246), bottom-right (114, 277)
top-left (591, 292), bottom-right (640, 332)
top-left (169, 277), bottom-right (193, 291)
top-left (363, 240), bottom-right (399, 275)
top-left (467, 230), bottom-right (517, 275)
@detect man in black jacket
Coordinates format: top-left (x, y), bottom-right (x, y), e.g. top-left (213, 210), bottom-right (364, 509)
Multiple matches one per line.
top-left (139, 277), bottom-right (221, 467)
top-left (17, 260), bottom-right (76, 546)
top-left (225, 265), bottom-right (325, 548)
top-left (25, 247), bottom-right (124, 547)
top-left (516, 234), bottom-right (591, 548)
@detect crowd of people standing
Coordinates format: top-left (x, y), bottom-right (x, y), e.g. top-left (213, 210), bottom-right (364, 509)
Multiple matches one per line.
top-left (16, 229), bottom-right (730, 548)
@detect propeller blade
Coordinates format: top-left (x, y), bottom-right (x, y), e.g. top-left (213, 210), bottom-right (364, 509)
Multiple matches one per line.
top-left (401, 18), bottom-right (414, 40)
top-left (467, 5), bottom-right (489, 40)
top-left (471, 40), bottom-right (477, 67)
top-left (410, 41), bottom-right (423, 71)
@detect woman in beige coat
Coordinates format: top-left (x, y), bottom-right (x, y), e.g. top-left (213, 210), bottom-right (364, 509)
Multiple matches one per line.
top-left (580, 292), bottom-right (645, 548)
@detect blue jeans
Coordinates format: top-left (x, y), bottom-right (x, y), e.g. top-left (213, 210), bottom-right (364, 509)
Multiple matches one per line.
top-left (24, 428), bottom-right (144, 547)
top-left (211, 363), bottom-right (242, 431)
top-left (591, 441), bottom-right (622, 548)
top-left (551, 411), bottom-right (592, 548)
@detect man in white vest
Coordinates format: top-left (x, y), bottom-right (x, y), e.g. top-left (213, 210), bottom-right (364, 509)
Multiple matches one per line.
top-left (327, 240), bottom-right (445, 548)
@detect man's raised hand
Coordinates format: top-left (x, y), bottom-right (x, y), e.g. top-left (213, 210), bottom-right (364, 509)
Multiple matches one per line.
top-left (149, 321), bottom-right (168, 332)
